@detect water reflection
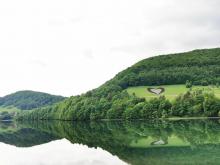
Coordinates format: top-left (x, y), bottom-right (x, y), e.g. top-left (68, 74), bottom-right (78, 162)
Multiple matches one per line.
top-left (0, 139), bottom-right (126, 165)
top-left (1, 119), bottom-right (220, 165)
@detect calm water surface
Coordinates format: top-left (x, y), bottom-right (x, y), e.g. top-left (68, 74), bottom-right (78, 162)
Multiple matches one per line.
top-left (0, 119), bottom-right (220, 165)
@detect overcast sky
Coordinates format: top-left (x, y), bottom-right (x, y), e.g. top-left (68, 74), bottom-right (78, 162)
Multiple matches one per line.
top-left (0, 0), bottom-right (219, 97)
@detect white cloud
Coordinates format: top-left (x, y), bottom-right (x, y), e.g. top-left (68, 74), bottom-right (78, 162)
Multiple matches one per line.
top-left (0, 0), bottom-right (219, 96)
top-left (0, 139), bottom-right (126, 165)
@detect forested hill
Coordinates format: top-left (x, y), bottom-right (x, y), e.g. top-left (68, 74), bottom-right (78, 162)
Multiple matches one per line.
top-left (18, 48), bottom-right (220, 121)
top-left (0, 91), bottom-right (65, 110)
top-left (109, 48), bottom-right (220, 88)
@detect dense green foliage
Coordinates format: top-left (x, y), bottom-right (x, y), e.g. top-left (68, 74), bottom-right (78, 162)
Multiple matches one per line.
top-left (186, 80), bottom-right (193, 88)
top-left (113, 48), bottom-right (220, 88)
top-left (0, 111), bottom-right (13, 121)
top-left (0, 106), bottom-right (20, 121)
top-left (18, 88), bottom-right (220, 121)
top-left (17, 48), bottom-right (220, 120)
top-left (0, 90), bottom-right (65, 110)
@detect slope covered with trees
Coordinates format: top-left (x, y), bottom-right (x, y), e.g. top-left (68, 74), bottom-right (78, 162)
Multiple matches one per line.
top-left (113, 48), bottom-right (220, 88)
top-left (0, 90), bottom-right (65, 110)
top-left (17, 48), bottom-right (220, 121)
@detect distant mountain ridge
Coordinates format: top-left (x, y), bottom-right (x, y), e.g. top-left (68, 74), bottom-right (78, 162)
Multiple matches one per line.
top-left (0, 90), bottom-right (65, 110)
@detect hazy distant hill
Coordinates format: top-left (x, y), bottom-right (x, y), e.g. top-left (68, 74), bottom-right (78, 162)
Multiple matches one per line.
top-left (0, 90), bottom-right (65, 110)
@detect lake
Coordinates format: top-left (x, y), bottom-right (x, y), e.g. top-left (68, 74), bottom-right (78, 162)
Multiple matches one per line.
top-left (0, 119), bottom-right (220, 165)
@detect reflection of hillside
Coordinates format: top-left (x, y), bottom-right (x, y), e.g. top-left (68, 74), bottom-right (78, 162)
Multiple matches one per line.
top-left (1, 119), bottom-right (220, 165)
top-left (0, 122), bottom-right (59, 147)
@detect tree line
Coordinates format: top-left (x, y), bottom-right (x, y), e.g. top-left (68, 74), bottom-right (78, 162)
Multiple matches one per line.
top-left (17, 86), bottom-right (220, 121)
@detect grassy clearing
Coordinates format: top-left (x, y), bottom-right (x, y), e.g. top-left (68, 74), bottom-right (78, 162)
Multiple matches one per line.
top-left (0, 106), bottom-right (20, 113)
top-left (130, 135), bottom-right (190, 148)
top-left (127, 85), bottom-right (220, 101)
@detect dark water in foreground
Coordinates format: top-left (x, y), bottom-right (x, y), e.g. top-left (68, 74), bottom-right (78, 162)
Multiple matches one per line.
top-left (0, 119), bottom-right (220, 165)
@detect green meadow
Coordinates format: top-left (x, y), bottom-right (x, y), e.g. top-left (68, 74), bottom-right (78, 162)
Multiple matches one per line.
top-left (0, 106), bottom-right (20, 113)
top-left (127, 85), bottom-right (220, 101)
top-left (130, 135), bottom-right (190, 148)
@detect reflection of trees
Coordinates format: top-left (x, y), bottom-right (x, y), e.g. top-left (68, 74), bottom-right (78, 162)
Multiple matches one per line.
top-left (170, 120), bottom-right (220, 146)
top-left (4, 119), bottom-right (220, 148)
top-left (35, 119), bottom-right (220, 165)
top-left (0, 122), bottom-right (59, 147)
top-left (1, 119), bottom-right (220, 165)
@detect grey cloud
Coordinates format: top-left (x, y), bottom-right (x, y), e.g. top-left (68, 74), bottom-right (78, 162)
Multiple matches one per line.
top-left (110, 0), bottom-right (220, 57)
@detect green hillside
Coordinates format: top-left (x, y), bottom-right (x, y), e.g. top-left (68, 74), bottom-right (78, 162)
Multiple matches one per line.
top-left (113, 48), bottom-right (220, 88)
top-left (0, 91), bottom-right (65, 121)
top-left (0, 90), bottom-right (65, 110)
top-left (18, 48), bottom-right (220, 121)
top-left (127, 85), bottom-right (220, 101)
